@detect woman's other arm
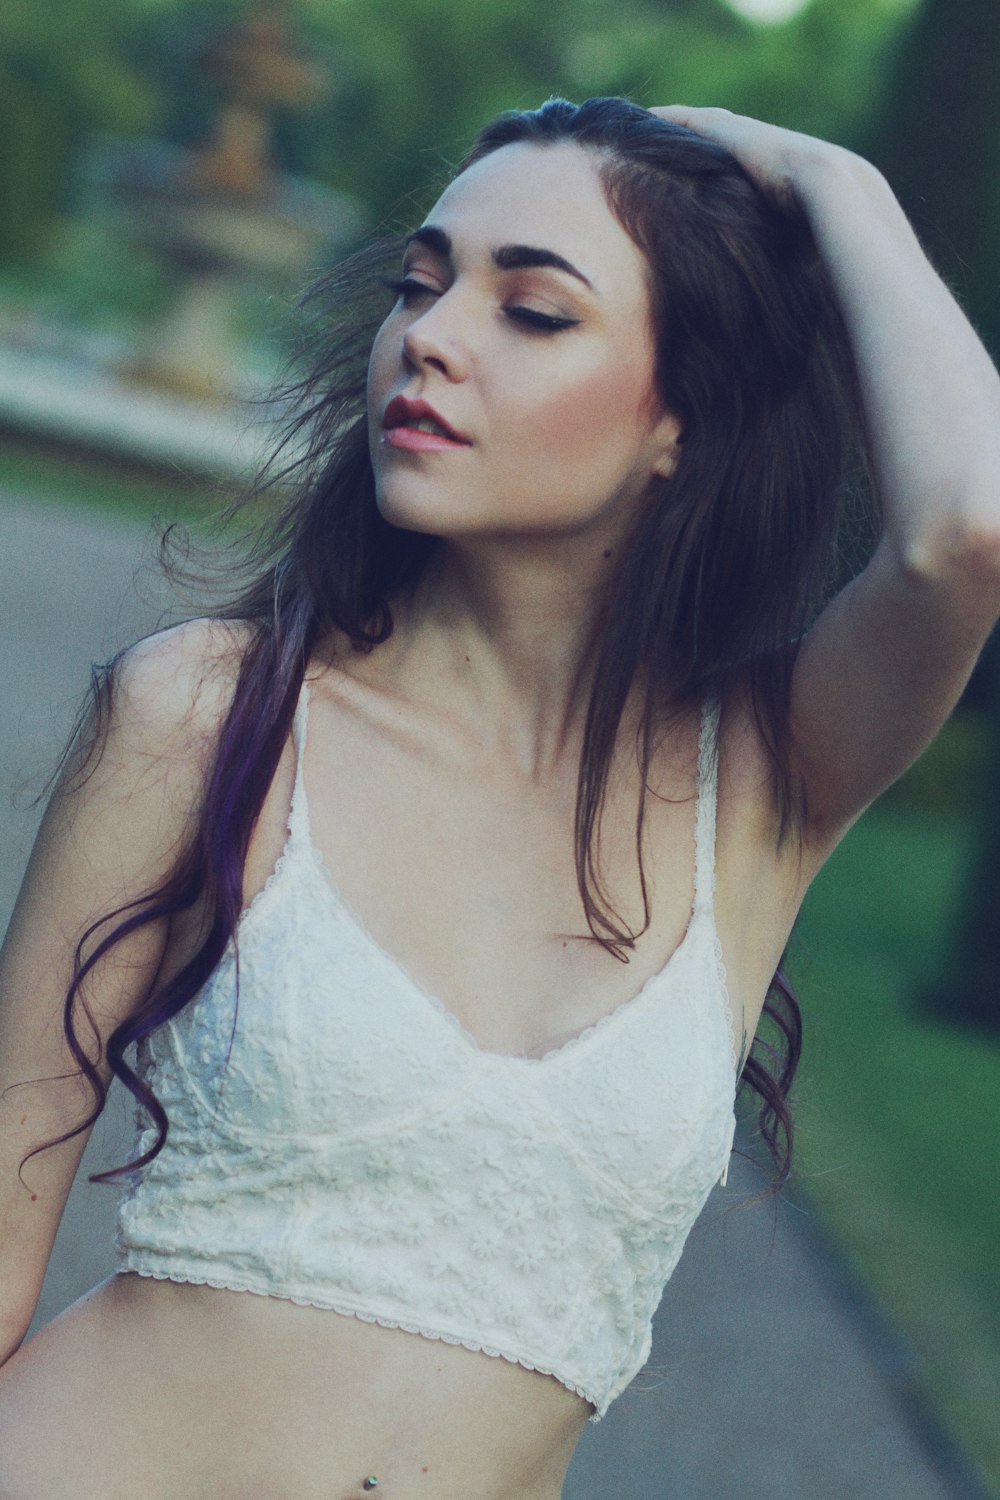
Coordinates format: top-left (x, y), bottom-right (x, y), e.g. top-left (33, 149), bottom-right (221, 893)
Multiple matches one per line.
top-left (0, 620), bottom-right (236, 1364)
top-left (655, 106), bottom-right (1000, 850)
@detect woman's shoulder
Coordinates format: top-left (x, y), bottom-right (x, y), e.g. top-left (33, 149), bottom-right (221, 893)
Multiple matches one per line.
top-left (63, 618), bottom-right (257, 811)
top-left (114, 617), bottom-right (253, 745)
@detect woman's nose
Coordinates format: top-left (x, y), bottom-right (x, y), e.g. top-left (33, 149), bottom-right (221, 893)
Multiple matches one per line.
top-left (402, 295), bottom-right (470, 381)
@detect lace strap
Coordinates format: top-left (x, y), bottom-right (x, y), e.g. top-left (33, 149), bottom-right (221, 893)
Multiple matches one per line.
top-left (287, 679), bottom-right (312, 847)
top-left (692, 698), bottom-right (721, 917)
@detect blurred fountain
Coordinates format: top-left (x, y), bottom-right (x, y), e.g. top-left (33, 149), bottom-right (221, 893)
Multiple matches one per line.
top-left (89, 2), bottom-right (361, 402)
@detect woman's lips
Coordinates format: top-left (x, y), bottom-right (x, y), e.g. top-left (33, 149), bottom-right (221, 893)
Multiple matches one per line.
top-left (384, 426), bottom-right (471, 452)
top-left (382, 394), bottom-right (471, 450)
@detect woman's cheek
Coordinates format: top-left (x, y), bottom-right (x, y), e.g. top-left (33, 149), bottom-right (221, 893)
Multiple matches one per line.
top-left (517, 361), bottom-right (652, 473)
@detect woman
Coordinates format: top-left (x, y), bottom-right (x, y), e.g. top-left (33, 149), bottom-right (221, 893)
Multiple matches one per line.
top-left (1, 96), bottom-right (998, 1499)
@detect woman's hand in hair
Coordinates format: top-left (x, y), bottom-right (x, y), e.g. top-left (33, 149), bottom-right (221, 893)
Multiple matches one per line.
top-left (648, 104), bottom-right (850, 208)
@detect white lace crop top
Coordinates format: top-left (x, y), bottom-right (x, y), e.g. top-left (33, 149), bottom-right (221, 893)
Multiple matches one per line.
top-left (114, 684), bottom-right (739, 1421)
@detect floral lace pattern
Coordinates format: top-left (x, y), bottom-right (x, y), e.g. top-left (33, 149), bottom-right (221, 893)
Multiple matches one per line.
top-left (115, 690), bottom-right (738, 1422)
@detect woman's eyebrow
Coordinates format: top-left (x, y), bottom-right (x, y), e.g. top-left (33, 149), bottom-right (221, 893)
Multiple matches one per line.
top-left (404, 225), bottom-right (595, 291)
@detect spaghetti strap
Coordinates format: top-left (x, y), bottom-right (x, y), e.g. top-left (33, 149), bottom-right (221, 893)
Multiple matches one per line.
top-left (692, 698), bottom-right (721, 919)
top-left (287, 679), bottom-right (312, 848)
top-left (691, 697), bottom-right (741, 1100)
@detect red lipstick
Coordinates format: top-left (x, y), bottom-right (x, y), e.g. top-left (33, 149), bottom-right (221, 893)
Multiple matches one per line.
top-left (382, 395), bottom-right (471, 451)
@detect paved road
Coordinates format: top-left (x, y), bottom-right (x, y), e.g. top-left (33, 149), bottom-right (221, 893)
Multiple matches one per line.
top-left (1, 490), bottom-right (990, 1499)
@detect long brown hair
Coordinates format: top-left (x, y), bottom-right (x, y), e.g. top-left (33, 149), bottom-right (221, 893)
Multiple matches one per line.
top-left (26, 97), bottom-right (864, 1193)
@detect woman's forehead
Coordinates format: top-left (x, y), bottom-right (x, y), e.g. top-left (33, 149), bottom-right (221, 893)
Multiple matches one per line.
top-left (421, 142), bottom-right (647, 297)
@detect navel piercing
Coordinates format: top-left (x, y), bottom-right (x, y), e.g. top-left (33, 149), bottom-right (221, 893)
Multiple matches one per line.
top-left (362, 1480), bottom-right (379, 1492)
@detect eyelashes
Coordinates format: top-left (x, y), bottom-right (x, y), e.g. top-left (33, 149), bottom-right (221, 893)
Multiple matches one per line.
top-left (381, 276), bottom-right (580, 334)
top-left (380, 276), bottom-right (442, 306)
top-left (508, 307), bottom-right (581, 333)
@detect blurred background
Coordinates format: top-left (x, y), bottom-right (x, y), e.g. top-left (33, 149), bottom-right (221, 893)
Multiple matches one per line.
top-left (1, 0), bottom-right (998, 1494)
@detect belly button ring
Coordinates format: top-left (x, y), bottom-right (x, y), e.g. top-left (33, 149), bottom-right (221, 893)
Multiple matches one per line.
top-left (362, 1480), bottom-right (379, 1492)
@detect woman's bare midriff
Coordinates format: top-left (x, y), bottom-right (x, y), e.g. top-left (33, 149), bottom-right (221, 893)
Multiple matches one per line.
top-left (0, 1271), bottom-right (588, 1500)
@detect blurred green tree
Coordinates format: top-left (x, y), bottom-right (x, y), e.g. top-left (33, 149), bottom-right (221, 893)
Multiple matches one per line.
top-left (0, 0), bottom-right (920, 283)
top-left (0, 0), bottom-right (158, 266)
top-left (0, 0), bottom-right (927, 370)
top-left (865, 0), bottom-right (1000, 1031)
top-left (302, 0), bottom-right (915, 223)
top-left (866, 0), bottom-right (1000, 358)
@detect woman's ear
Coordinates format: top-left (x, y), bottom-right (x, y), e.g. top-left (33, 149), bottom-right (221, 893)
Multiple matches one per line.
top-left (650, 410), bottom-right (684, 482)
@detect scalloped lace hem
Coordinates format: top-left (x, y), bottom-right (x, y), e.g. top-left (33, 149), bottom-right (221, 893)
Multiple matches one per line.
top-left (710, 929), bottom-right (740, 1079)
top-left (116, 1262), bottom-right (606, 1419)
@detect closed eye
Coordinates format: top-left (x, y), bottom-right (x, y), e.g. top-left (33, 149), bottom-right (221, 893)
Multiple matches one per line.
top-left (383, 277), bottom-right (580, 334)
top-left (383, 275), bottom-right (439, 306)
top-left (506, 307), bottom-right (580, 333)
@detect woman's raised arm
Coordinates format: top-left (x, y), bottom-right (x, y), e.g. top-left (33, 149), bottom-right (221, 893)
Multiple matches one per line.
top-left (655, 105), bottom-right (1000, 847)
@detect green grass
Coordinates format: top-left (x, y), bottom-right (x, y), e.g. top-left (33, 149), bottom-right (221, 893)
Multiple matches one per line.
top-left (0, 436), bottom-right (228, 530)
top-left (789, 797), bottom-right (1000, 1494)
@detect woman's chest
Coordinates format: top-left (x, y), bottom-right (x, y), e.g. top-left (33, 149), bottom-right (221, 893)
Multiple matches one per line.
top-left (245, 701), bottom-right (711, 1061)
top-left (155, 699), bottom-right (730, 1147)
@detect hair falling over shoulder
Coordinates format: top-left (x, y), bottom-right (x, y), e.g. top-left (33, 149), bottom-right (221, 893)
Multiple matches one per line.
top-left (26, 96), bottom-right (869, 1196)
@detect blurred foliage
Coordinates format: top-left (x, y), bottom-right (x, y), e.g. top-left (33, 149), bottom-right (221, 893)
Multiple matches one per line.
top-left (0, 433), bottom-right (223, 527)
top-left (791, 799), bottom-right (1000, 1489)
top-left (859, 0), bottom-right (1000, 1028)
top-left (0, 0), bottom-right (159, 263)
top-left (273, 0), bottom-right (921, 223)
top-left (865, 0), bottom-right (1000, 356)
top-left (1, 0), bottom-right (921, 287)
top-left (881, 710), bottom-right (988, 817)
top-left (41, 216), bottom-right (176, 329)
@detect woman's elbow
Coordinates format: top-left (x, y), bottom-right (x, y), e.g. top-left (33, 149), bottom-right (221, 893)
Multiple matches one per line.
top-left (899, 505), bottom-right (1000, 600)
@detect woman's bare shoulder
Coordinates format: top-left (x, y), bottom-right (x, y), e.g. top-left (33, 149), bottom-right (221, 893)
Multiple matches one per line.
top-left (100, 617), bottom-right (254, 765)
top-left (118, 617), bottom-right (250, 718)
top-left (53, 616), bottom-right (256, 823)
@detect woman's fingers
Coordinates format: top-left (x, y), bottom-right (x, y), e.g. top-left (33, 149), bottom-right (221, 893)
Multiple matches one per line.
top-left (649, 103), bottom-right (759, 144)
top-left (649, 104), bottom-right (730, 129)
top-left (648, 104), bottom-right (836, 201)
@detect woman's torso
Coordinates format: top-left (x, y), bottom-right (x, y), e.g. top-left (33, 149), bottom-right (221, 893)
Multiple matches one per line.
top-left (0, 645), bottom-right (811, 1500)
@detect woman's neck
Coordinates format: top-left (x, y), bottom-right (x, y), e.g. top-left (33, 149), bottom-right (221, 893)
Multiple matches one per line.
top-left (382, 536), bottom-right (623, 780)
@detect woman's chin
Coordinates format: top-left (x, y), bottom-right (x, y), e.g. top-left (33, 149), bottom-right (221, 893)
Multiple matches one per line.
top-left (375, 495), bottom-right (450, 535)
top-left (374, 487), bottom-right (486, 537)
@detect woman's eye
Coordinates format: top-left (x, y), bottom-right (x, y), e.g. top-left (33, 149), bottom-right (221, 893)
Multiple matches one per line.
top-left (383, 276), bottom-right (438, 306)
top-left (506, 307), bottom-right (580, 334)
top-left (382, 278), bottom-right (578, 334)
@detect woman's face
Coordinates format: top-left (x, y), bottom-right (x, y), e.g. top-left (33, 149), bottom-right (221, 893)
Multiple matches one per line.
top-left (367, 141), bottom-right (681, 543)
